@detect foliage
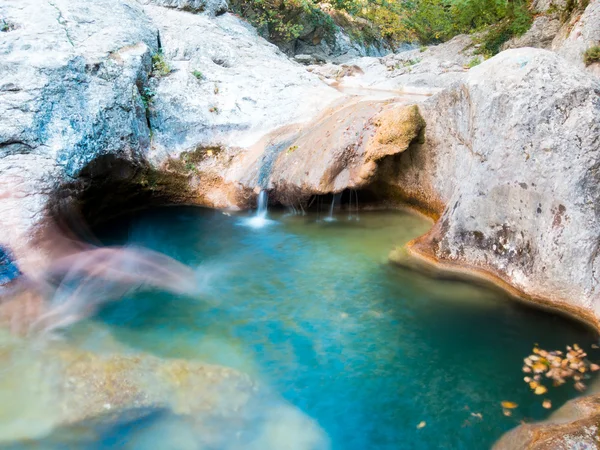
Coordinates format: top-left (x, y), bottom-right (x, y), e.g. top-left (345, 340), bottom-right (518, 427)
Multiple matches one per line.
top-left (192, 70), bottom-right (204, 80)
top-left (229, 0), bottom-right (336, 43)
top-left (140, 87), bottom-right (156, 109)
top-left (152, 52), bottom-right (171, 77)
top-left (466, 57), bottom-right (481, 68)
top-left (583, 46), bottom-right (600, 66)
top-left (231, 0), bottom-right (534, 55)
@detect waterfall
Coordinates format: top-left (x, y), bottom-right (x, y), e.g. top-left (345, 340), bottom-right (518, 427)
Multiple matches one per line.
top-left (242, 190), bottom-right (274, 228)
top-left (257, 190), bottom-right (268, 219)
top-left (324, 193), bottom-right (342, 222)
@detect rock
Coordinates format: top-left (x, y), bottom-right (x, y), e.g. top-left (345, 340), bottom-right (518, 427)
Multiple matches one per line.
top-left (493, 394), bottom-right (600, 449)
top-left (0, 0), bottom-right (343, 277)
top-left (312, 34), bottom-right (477, 95)
top-left (222, 100), bottom-right (425, 204)
top-left (294, 54), bottom-right (318, 65)
top-left (0, 0), bottom-right (157, 273)
top-left (502, 15), bottom-right (562, 50)
top-left (379, 48), bottom-right (600, 327)
top-left (143, 0), bottom-right (228, 15)
top-left (142, 5), bottom-right (341, 153)
top-left (552, 0), bottom-right (600, 75)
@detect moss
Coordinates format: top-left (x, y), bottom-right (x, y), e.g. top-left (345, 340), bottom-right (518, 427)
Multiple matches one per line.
top-left (373, 105), bottom-right (426, 150)
top-left (583, 46), bottom-right (600, 66)
top-left (151, 52), bottom-right (171, 78)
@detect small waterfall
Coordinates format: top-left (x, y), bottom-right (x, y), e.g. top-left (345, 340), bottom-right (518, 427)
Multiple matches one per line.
top-left (242, 190), bottom-right (274, 228)
top-left (324, 193), bottom-right (342, 222)
top-left (257, 190), bottom-right (268, 219)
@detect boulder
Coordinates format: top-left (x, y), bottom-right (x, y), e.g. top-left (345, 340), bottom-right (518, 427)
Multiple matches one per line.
top-left (143, 0), bottom-right (228, 15)
top-left (381, 48), bottom-right (600, 326)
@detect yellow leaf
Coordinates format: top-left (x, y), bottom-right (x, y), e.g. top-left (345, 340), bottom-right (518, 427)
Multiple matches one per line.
top-left (534, 385), bottom-right (548, 395)
top-left (501, 401), bottom-right (518, 409)
top-left (542, 400), bottom-right (552, 409)
top-left (416, 421), bottom-right (426, 429)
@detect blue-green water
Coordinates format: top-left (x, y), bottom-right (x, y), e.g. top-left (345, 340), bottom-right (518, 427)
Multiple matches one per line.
top-left (5, 207), bottom-right (599, 449)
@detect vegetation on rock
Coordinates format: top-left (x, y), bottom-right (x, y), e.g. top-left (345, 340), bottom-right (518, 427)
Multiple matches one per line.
top-left (583, 46), bottom-right (600, 65)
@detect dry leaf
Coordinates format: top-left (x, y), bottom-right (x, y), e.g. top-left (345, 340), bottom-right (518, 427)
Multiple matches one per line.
top-left (534, 385), bottom-right (548, 395)
top-left (502, 409), bottom-right (512, 417)
top-left (416, 421), bottom-right (426, 429)
top-left (501, 401), bottom-right (518, 409)
top-left (542, 400), bottom-right (552, 409)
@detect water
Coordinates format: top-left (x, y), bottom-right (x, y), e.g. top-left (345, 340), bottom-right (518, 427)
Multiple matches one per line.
top-left (1, 207), bottom-right (598, 449)
top-left (242, 190), bottom-right (274, 228)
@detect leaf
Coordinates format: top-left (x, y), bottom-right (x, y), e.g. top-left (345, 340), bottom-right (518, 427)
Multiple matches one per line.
top-left (542, 400), bottom-right (552, 409)
top-left (502, 409), bottom-right (512, 417)
top-left (416, 421), bottom-right (426, 429)
top-left (501, 401), bottom-right (518, 409)
top-left (534, 385), bottom-right (548, 395)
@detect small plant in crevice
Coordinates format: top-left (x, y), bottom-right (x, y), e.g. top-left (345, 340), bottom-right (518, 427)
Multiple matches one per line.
top-left (192, 70), bottom-right (204, 80)
top-left (141, 86), bottom-right (156, 109)
top-left (583, 46), bottom-right (600, 66)
top-left (152, 52), bottom-right (171, 77)
top-left (213, 83), bottom-right (220, 95)
top-left (208, 105), bottom-right (219, 114)
top-left (1, 19), bottom-right (16, 32)
top-left (466, 57), bottom-right (481, 68)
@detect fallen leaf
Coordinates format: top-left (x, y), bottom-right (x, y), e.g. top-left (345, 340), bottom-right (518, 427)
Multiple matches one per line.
top-left (591, 364), bottom-right (600, 372)
top-left (502, 409), bottom-right (512, 417)
top-left (501, 401), bottom-right (518, 409)
top-left (542, 400), bottom-right (552, 409)
top-left (416, 421), bottom-right (426, 429)
top-left (534, 385), bottom-right (548, 395)
top-left (471, 412), bottom-right (483, 419)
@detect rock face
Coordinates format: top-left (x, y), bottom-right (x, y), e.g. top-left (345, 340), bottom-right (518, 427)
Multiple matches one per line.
top-left (553, 0), bottom-right (600, 75)
top-left (493, 394), bottom-right (600, 449)
top-left (0, 0), bottom-right (158, 273)
top-left (383, 48), bottom-right (600, 326)
top-left (0, 0), bottom-right (343, 275)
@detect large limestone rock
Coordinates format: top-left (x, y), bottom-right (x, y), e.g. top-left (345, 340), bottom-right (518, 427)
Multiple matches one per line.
top-left (143, 4), bottom-right (341, 154)
top-left (0, 0), bottom-right (157, 273)
top-left (0, 0), bottom-right (343, 277)
top-left (385, 48), bottom-right (600, 327)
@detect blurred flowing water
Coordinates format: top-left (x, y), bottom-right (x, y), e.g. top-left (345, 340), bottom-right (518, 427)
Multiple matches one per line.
top-left (1, 207), bottom-right (598, 449)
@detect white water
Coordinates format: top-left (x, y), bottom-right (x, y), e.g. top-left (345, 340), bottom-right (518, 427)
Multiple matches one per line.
top-left (242, 190), bottom-right (275, 228)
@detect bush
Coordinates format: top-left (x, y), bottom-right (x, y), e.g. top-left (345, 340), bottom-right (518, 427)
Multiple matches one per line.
top-left (583, 46), bottom-right (600, 66)
top-left (192, 70), bottom-right (204, 80)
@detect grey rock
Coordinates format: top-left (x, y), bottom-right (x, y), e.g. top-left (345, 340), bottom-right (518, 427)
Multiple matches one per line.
top-left (382, 48), bottom-right (600, 325)
top-left (502, 15), bottom-right (562, 50)
top-left (0, 0), bottom-right (157, 272)
top-left (553, 0), bottom-right (600, 75)
top-left (144, 0), bottom-right (229, 16)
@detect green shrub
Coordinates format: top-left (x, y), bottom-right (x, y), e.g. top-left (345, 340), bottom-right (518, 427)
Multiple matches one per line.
top-left (192, 70), bottom-right (204, 80)
top-left (583, 46), bottom-right (600, 65)
top-left (466, 57), bottom-right (481, 68)
top-left (152, 52), bottom-right (171, 77)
